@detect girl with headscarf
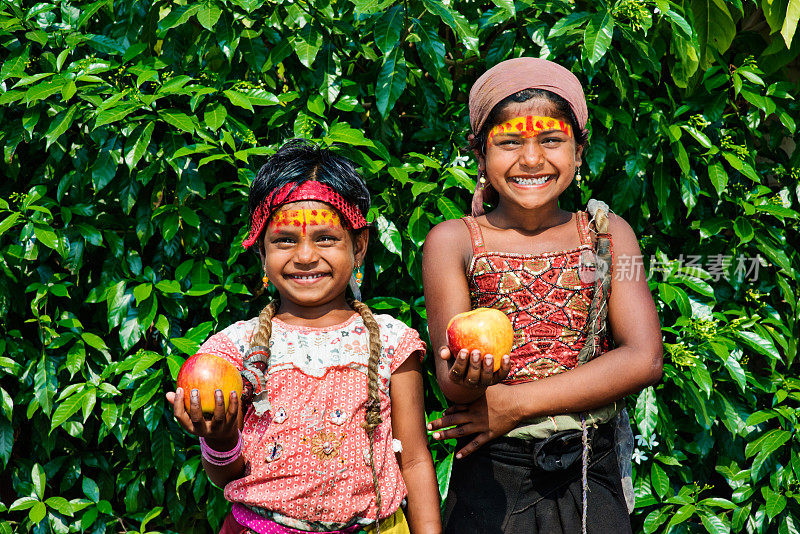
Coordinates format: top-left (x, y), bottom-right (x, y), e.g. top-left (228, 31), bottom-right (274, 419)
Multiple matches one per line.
top-left (423, 58), bottom-right (662, 533)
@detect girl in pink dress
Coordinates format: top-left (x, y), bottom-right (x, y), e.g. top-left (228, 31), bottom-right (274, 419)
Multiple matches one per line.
top-left (424, 58), bottom-right (663, 533)
top-left (167, 140), bottom-right (441, 534)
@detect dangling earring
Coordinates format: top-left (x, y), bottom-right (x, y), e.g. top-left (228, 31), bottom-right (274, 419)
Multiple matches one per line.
top-left (262, 274), bottom-right (270, 289)
top-left (350, 264), bottom-right (363, 301)
top-left (479, 170), bottom-right (487, 187)
top-left (575, 171), bottom-right (582, 183)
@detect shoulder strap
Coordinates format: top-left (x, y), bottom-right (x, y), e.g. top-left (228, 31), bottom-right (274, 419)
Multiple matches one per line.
top-left (577, 200), bottom-right (612, 366)
top-left (461, 216), bottom-right (486, 256)
top-left (576, 211), bottom-right (592, 246)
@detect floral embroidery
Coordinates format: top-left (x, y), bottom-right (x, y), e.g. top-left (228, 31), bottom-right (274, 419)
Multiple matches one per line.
top-left (272, 407), bottom-right (288, 424)
top-left (307, 430), bottom-right (346, 462)
top-left (329, 408), bottom-right (348, 426)
top-left (353, 326), bottom-right (365, 335)
top-left (264, 438), bottom-right (282, 463)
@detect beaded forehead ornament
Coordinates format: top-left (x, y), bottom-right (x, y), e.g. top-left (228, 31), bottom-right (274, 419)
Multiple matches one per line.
top-left (243, 181), bottom-right (368, 248)
top-left (488, 115), bottom-right (573, 143)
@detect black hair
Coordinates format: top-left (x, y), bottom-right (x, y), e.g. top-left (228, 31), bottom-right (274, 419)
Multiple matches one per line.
top-left (249, 139), bottom-right (371, 244)
top-left (470, 88), bottom-right (588, 153)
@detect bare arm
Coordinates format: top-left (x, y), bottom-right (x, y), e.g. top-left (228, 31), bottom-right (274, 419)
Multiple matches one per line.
top-left (166, 387), bottom-right (245, 487)
top-left (390, 355), bottom-right (441, 534)
top-left (429, 215), bottom-right (663, 457)
top-left (422, 220), bottom-right (511, 405)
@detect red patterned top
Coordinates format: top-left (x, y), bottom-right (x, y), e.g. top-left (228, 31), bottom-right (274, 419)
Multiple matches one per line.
top-left (464, 213), bottom-right (610, 384)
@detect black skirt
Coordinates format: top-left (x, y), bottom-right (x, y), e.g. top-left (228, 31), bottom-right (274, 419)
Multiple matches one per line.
top-left (442, 422), bottom-right (632, 534)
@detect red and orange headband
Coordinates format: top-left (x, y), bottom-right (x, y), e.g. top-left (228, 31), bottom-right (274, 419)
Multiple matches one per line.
top-left (242, 181), bottom-right (369, 248)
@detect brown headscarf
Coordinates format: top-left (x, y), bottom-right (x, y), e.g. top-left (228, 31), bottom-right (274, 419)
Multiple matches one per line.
top-left (468, 57), bottom-right (588, 216)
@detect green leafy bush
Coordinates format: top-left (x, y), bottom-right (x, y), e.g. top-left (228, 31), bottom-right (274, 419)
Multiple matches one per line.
top-left (1, 0), bottom-right (798, 532)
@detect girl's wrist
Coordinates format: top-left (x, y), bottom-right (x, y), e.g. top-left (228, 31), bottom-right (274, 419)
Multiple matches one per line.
top-left (202, 431), bottom-right (241, 454)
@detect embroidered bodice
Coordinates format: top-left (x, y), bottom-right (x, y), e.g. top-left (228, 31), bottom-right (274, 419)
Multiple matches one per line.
top-left (464, 213), bottom-right (609, 384)
top-left (197, 314), bottom-right (425, 531)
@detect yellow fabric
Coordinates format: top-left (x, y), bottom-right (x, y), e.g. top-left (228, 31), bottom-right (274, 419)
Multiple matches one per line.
top-left (363, 508), bottom-right (410, 534)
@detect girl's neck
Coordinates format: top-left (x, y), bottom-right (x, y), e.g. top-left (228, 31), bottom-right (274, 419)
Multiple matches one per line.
top-left (275, 295), bottom-right (356, 328)
top-left (488, 199), bottom-right (571, 234)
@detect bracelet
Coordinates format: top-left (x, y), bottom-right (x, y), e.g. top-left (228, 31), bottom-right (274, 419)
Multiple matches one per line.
top-left (200, 433), bottom-right (243, 466)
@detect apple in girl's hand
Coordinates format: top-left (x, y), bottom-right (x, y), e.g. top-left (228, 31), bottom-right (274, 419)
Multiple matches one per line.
top-left (176, 353), bottom-right (243, 414)
top-left (446, 308), bottom-right (514, 372)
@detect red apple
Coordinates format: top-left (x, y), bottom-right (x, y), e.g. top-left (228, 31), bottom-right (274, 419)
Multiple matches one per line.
top-left (176, 353), bottom-right (243, 414)
top-left (446, 308), bottom-right (514, 372)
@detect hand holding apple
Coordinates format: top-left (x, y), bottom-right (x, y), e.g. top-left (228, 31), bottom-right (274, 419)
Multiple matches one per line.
top-left (444, 308), bottom-right (514, 389)
top-left (166, 353), bottom-right (242, 444)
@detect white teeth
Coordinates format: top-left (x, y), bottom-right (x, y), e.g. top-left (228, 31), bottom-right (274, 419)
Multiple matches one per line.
top-left (513, 176), bottom-right (549, 185)
top-left (294, 274), bottom-right (323, 280)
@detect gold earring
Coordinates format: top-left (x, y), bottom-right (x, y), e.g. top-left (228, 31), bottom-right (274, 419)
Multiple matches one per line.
top-left (262, 275), bottom-right (269, 288)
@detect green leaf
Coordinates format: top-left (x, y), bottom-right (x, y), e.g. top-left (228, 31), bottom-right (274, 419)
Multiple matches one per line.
top-left (437, 196), bottom-right (462, 219)
top-left (45, 496), bottom-right (73, 516)
top-left (700, 512), bottom-right (730, 534)
top-left (421, 0), bottom-right (478, 52)
top-left (374, 6), bottom-right (404, 54)
top-left (0, 420), bottom-right (12, 468)
top-left (291, 24), bottom-right (323, 68)
top-left (34, 355), bottom-right (56, 416)
top-left (643, 508), bottom-right (669, 533)
top-left (707, 162), bottom-right (727, 195)
top-left (197, 0), bottom-right (222, 30)
top-left (130, 371), bottom-right (163, 413)
top-left (667, 504), bottom-right (696, 528)
top-left (50, 388), bottom-right (88, 431)
top-left (125, 122), bottom-right (154, 170)
top-left (204, 104), bottom-right (227, 131)
top-left (781, 0), bottom-right (800, 48)
top-left (82, 477), bottom-right (100, 502)
top-left (584, 12), bottom-right (615, 65)
top-left (76, 0), bottom-right (109, 28)
top-left (32, 463), bottom-right (45, 500)
top-left (375, 47), bottom-right (407, 116)
top-left (692, 0), bottom-right (736, 69)
top-left (734, 329), bottom-right (779, 361)
top-left (0, 45), bottom-right (30, 82)
top-left (650, 463), bottom-right (670, 498)
top-left (223, 89), bottom-right (254, 112)
top-left (25, 80), bottom-right (65, 104)
top-left (733, 217), bottom-right (753, 243)
top-left (29, 501), bottom-right (47, 524)
top-left (159, 110), bottom-right (195, 133)
top-left (95, 104), bottom-right (138, 127)
top-left (0, 213), bottom-right (21, 237)
top-left (724, 354), bottom-right (746, 392)
top-left (45, 104), bottom-right (78, 145)
top-left (33, 223), bottom-right (59, 250)
top-left (635, 387), bottom-right (658, 436)
top-left (763, 486), bottom-right (787, 519)
top-left (376, 215), bottom-right (402, 256)
top-left (745, 429), bottom-right (791, 458)
top-left (210, 293), bottom-right (227, 319)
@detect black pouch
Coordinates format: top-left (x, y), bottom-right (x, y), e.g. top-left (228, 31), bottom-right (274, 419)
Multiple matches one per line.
top-left (532, 429), bottom-right (586, 472)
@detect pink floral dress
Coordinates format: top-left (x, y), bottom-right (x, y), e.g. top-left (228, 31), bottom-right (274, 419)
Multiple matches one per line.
top-left (197, 313), bottom-right (425, 532)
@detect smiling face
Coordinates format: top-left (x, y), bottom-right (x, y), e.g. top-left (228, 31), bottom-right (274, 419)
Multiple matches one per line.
top-left (262, 200), bottom-right (367, 313)
top-left (481, 97), bottom-right (583, 213)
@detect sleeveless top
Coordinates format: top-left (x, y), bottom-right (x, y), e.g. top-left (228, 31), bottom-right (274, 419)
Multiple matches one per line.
top-left (464, 212), bottom-right (611, 385)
